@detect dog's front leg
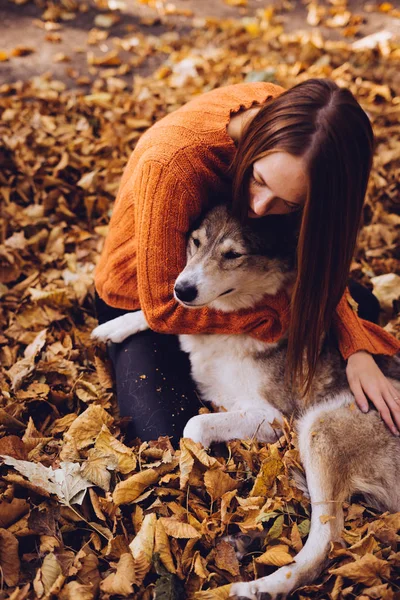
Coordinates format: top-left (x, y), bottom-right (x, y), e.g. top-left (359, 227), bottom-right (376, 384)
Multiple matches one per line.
top-left (183, 408), bottom-right (283, 449)
top-left (91, 310), bottom-right (149, 344)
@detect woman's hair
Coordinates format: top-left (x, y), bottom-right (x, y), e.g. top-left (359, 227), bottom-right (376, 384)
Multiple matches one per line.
top-left (229, 78), bottom-right (375, 396)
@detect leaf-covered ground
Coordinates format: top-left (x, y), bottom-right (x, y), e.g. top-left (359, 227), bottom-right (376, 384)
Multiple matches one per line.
top-left (1, 1), bottom-right (400, 599)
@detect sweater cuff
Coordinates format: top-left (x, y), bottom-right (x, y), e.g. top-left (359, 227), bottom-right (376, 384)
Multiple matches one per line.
top-left (333, 290), bottom-right (400, 360)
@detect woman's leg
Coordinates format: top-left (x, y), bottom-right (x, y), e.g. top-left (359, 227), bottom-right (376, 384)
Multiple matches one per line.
top-left (107, 331), bottom-right (201, 444)
top-left (347, 279), bottom-right (381, 324)
top-left (95, 293), bottom-right (201, 445)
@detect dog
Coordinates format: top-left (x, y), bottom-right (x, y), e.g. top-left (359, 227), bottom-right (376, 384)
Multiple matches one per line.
top-left (92, 205), bottom-right (400, 599)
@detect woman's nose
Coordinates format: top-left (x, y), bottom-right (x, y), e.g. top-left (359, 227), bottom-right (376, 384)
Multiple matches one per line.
top-left (250, 192), bottom-right (274, 216)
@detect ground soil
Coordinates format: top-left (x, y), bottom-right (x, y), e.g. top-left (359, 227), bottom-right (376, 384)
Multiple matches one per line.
top-left (1, 0), bottom-right (399, 88)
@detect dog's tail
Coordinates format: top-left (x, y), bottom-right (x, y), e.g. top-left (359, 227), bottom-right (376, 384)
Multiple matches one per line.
top-left (255, 392), bottom-right (400, 597)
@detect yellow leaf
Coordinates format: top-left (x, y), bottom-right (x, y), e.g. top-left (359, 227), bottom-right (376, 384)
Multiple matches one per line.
top-left (155, 519), bottom-right (176, 573)
top-left (179, 438), bottom-right (194, 490)
top-left (250, 448), bottom-right (284, 497)
top-left (320, 514), bottom-right (336, 524)
top-left (64, 405), bottom-right (113, 450)
top-left (81, 448), bottom-right (117, 491)
top-left (290, 522), bottom-right (303, 553)
top-left (129, 513), bottom-right (156, 563)
top-left (256, 544), bottom-right (294, 566)
top-left (181, 438), bottom-right (218, 468)
top-left (204, 469), bottom-right (237, 501)
top-left (159, 517), bottom-right (200, 539)
top-left (95, 425), bottom-right (136, 474)
top-left (100, 553), bottom-right (137, 596)
top-left (195, 584), bottom-right (232, 599)
top-left (113, 469), bottom-right (158, 505)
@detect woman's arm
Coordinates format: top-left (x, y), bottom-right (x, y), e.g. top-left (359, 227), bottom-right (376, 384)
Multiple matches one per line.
top-left (332, 287), bottom-right (400, 359)
top-left (134, 157), bottom-right (290, 341)
top-left (333, 288), bottom-right (400, 435)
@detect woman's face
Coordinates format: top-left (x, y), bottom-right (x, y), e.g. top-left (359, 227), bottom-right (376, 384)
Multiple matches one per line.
top-left (248, 152), bottom-right (308, 218)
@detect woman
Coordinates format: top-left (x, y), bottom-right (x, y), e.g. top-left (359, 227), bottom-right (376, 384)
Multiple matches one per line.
top-left (95, 78), bottom-right (400, 444)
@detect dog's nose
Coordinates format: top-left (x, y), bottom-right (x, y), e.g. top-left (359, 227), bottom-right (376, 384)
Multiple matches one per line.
top-left (174, 282), bottom-right (198, 303)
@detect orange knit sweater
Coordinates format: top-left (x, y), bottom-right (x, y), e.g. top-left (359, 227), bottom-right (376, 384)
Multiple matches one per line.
top-left (95, 82), bottom-right (400, 360)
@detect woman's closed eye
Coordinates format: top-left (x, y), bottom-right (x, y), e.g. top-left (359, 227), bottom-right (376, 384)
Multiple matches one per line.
top-left (251, 174), bottom-right (302, 212)
top-left (250, 173), bottom-right (265, 188)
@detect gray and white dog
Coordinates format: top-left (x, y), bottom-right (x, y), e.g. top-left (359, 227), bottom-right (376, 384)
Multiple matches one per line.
top-left (92, 205), bottom-right (400, 600)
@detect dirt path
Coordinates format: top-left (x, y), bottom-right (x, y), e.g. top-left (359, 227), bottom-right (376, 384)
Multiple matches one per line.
top-left (1, 0), bottom-right (399, 89)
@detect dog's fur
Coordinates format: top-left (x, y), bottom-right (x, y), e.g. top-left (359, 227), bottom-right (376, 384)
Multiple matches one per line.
top-left (92, 205), bottom-right (400, 600)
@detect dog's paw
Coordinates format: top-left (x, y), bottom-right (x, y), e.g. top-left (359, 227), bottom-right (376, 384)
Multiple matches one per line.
top-left (230, 570), bottom-right (293, 600)
top-left (183, 415), bottom-right (213, 449)
top-left (230, 583), bottom-right (281, 600)
top-left (229, 582), bottom-right (259, 600)
top-left (91, 312), bottom-right (148, 344)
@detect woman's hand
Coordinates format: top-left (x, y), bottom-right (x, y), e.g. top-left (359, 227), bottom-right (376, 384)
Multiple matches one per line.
top-left (346, 350), bottom-right (400, 436)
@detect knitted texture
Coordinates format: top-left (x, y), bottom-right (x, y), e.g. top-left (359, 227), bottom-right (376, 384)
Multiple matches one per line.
top-left (95, 82), bottom-right (400, 358)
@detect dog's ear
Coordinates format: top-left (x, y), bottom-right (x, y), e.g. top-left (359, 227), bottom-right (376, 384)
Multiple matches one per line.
top-left (187, 202), bottom-right (231, 239)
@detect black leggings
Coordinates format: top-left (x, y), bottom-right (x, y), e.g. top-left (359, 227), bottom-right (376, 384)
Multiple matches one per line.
top-left (95, 280), bottom-right (380, 445)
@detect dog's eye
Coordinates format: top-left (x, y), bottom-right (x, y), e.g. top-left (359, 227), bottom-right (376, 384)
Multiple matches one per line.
top-left (223, 251), bottom-right (243, 259)
top-left (192, 238), bottom-right (200, 248)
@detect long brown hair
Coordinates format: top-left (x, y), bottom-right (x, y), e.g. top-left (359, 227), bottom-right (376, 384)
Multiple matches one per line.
top-left (229, 78), bottom-right (375, 396)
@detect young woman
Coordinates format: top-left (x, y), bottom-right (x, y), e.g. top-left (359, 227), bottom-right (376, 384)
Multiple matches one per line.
top-left (94, 78), bottom-right (400, 444)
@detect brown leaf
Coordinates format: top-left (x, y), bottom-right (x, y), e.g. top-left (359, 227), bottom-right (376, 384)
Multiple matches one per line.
top-left (329, 553), bottom-right (391, 586)
top-left (0, 497), bottom-right (29, 528)
top-left (113, 468), bottom-right (158, 505)
top-left (81, 448), bottom-right (117, 491)
top-left (129, 513), bottom-right (156, 560)
top-left (33, 552), bottom-right (65, 598)
top-left (214, 540), bottom-right (240, 576)
top-left (155, 519), bottom-right (176, 574)
top-left (159, 517), bottom-right (200, 539)
top-left (204, 469), bottom-right (237, 501)
top-left (95, 425), bottom-right (136, 474)
top-left (0, 436), bottom-right (28, 460)
top-left (0, 528), bottom-right (20, 586)
top-left (100, 553), bottom-right (137, 596)
top-left (64, 405), bottom-right (113, 450)
top-left (179, 437), bottom-right (195, 490)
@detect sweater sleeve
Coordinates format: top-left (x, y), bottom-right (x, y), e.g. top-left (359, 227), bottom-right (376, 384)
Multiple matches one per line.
top-left (135, 159), bottom-right (291, 341)
top-left (332, 287), bottom-right (400, 360)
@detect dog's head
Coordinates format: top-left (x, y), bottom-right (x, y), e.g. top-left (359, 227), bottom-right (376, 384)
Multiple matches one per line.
top-left (174, 205), bottom-right (299, 311)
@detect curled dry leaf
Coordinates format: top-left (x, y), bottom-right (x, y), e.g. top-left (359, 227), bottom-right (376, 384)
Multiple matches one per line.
top-left (159, 517), bottom-right (201, 539)
top-left (100, 553), bottom-right (137, 596)
top-left (113, 468), bottom-right (159, 505)
top-left (33, 552), bottom-right (65, 599)
top-left (204, 468), bottom-right (238, 501)
top-left (95, 425), bottom-right (137, 474)
top-left (64, 404), bottom-right (113, 450)
top-left (129, 513), bottom-right (156, 584)
top-left (155, 518), bottom-right (176, 574)
top-left (80, 448), bottom-right (118, 491)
